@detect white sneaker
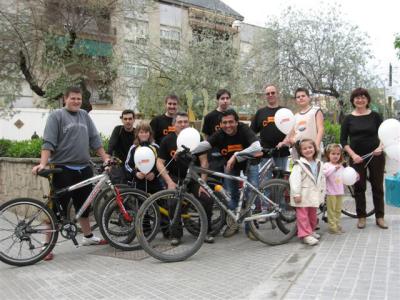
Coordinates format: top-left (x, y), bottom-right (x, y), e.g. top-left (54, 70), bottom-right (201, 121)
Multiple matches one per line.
top-left (311, 232), bottom-right (321, 239)
top-left (81, 235), bottom-right (107, 246)
top-left (303, 235), bottom-right (319, 246)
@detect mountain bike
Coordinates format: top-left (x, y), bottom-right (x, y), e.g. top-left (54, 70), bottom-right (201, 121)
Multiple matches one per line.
top-left (134, 148), bottom-right (296, 262)
top-left (0, 161), bottom-right (147, 266)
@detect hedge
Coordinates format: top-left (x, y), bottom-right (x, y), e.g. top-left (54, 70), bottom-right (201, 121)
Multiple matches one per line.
top-left (0, 135), bottom-right (110, 158)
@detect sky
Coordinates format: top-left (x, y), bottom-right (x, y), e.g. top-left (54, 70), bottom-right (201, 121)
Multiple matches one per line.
top-left (223, 0), bottom-right (399, 90)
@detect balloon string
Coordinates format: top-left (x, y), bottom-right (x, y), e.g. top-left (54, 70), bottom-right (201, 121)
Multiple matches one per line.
top-left (364, 154), bottom-right (374, 168)
top-left (361, 152), bottom-right (373, 160)
top-left (157, 158), bottom-right (174, 178)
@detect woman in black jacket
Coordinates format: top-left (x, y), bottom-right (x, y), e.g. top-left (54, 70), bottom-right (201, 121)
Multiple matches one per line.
top-left (125, 122), bottom-right (162, 194)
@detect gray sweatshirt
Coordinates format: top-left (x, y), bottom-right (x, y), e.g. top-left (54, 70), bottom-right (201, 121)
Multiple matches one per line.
top-left (42, 108), bottom-right (102, 165)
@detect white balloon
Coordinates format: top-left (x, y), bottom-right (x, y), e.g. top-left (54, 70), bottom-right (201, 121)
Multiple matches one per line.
top-left (274, 108), bottom-right (295, 134)
top-left (134, 146), bottom-right (156, 174)
top-left (385, 144), bottom-right (400, 161)
top-left (177, 127), bottom-right (201, 151)
top-left (342, 167), bottom-right (358, 186)
top-left (378, 118), bottom-right (400, 147)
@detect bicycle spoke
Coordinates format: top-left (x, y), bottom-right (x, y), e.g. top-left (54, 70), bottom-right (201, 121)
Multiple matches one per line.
top-left (0, 199), bottom-right (58, 266)
top-left (0, 233), bottom-right (15, 243)
top-left (0, 213), bottom-right (18, 227)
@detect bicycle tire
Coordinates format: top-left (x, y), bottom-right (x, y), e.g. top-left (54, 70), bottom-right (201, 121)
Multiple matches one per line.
top-left (135, 190), bottom-right (208, 262)
top-left (0, 198), bottom-right (58, 266)
top-left (93, 184), bottom-right (131, 224)
top-left (99, 189), bottom-right (151, 251)
top-left (248, 179), bottom-right (297, 245)
top-left (183, 179), bottom-right (226, 237)
top-left (341, 184), bottom-right (375, 218)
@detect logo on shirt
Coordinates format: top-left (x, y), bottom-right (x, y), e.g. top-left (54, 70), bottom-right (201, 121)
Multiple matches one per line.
top-left (163, 126), bottom-right (175, 136)
top-left (262, 116), bottom-right (275, 127)
top-left (220, 144), bottom-right (243, 156)
top-left (163, 126), bottom-right (175, 135)
top-left (297, 120), bottom-right (307, 132)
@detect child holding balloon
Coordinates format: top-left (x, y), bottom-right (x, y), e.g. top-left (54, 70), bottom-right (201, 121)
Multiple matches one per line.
top-left (323, 144), bottom-right (345, 234)
top-left (289, 139), bottom-right (326, 246)
top-left (125, 122), bottom-right (162, 193)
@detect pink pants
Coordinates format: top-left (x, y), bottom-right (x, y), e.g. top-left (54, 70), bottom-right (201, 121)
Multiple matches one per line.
top-left (296, 207), bottom-right (318, 238)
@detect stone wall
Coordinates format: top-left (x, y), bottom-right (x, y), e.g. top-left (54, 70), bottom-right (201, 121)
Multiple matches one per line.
top-left (0, 158), bottom-right (49, 204)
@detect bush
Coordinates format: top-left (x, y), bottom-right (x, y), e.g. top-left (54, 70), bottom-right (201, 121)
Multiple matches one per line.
top-left (6, 139), bottom-right (43, 158)
top-left (0, 136), bottom-right (110, 158)
top-left (0, 139), bottom-right (12, 157)
top-left (323, 121), bottom-right (341, 145)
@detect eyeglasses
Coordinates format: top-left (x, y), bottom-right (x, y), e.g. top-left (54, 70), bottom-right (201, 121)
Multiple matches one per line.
top-left (266, 92), bottom-right (276, 96)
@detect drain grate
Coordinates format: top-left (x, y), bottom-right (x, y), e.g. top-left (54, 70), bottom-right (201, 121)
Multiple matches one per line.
top-left (90, 245), bottom-right (174, 261)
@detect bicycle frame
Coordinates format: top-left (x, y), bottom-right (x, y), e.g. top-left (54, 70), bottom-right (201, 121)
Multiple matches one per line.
top-left (177, 162), bottom-right (281, 224)
top-left (51, 172), bottom-right (132, 223)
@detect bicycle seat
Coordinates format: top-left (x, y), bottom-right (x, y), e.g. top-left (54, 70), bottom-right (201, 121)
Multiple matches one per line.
top-left (37, 168), bottom-right (63, 178)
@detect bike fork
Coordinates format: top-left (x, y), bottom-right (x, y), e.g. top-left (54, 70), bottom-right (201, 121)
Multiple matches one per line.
top-left (115, 187), bottom-right (133, 222)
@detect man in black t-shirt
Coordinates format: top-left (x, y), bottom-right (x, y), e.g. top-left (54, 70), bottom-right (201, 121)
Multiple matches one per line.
top-left (107, 109), bottom-right (136, 183)
top-left (251, 84), bottom-right (290, 172)
top-left (202, 89), bottom-right (232, 172)
top-left (108, 109), bottom-right (136, 162)
top-left (202, 89), bottom-right (232, 138)
top-left (150, 94), bottom-right (179, 146)
top-left (157, 112), bottom-right (214, 245)
top-left (194, 109), bottom-right (262, 237)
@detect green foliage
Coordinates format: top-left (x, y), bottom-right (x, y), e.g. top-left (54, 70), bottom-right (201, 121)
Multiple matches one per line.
top-left (0, 139), bottom-right (12, 156)
top-left (395, 35), bottom-right (400, 59)
top-left (137, 28), bottom-right (241, 118)
top-left (5, 139), bottom-right (43, 158)
top-left (0, 135), bottom-right (110, 158)
top-left (323, 121), bottom-right (340, 145)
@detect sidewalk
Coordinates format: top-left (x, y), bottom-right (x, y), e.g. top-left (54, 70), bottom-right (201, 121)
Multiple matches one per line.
top-left (0, 207), bottom-right (399, 299)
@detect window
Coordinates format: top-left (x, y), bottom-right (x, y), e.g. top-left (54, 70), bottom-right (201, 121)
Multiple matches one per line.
top-left (123, 64), bottom-right (148, 78)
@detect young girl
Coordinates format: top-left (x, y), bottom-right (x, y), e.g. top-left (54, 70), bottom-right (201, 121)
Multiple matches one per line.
top-left (289, 139), bottom-right (326, 245)
top-left (323, 144), bottom-right (345, 234)
top-left (125, 122), bottom-right (162, 194)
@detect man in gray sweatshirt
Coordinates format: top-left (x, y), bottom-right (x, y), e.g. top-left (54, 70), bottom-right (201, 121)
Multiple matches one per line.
top-left (32, 86), bottom-right (110, 260)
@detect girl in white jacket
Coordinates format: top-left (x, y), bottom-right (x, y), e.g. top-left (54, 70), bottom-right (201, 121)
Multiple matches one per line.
top-left (289, 139), bottom-right (326, 245)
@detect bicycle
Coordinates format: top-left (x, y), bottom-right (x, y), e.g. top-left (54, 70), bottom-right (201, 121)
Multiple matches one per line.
top-left (134, 147), bottom-right (296, 262)
top-left (65, 159), bottom-right (135, 233)
top-left (0, 161), bottom-right (148, 266)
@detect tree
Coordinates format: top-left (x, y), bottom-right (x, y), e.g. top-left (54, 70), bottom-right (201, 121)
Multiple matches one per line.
top-left (395, 35), bottom-right (400, 59)
top-left (266, 4), bottom-right (375, 120)
top-left (137, 27), bottom-right (241, 118)
top-left (0, 0), bottom-right (147, 113)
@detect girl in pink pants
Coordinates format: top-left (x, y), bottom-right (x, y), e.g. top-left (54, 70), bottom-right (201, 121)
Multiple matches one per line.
top-left (289, 139), bottom-right (326, 246)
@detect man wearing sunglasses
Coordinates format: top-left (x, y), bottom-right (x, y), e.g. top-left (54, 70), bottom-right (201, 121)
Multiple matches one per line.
top-left (251, 84), bottom-right (290, 172)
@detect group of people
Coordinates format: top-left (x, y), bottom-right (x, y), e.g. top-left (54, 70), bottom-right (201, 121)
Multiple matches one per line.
top-left (32, 83), bottom-right (388, 259)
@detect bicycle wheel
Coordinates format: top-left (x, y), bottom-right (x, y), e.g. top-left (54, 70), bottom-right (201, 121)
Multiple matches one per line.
top-left (341, 184), bottom-right (375, 218)
top-left (93, 184), bottom-right (131, 224)
top-left (248, 179), bottom-right (297, 245)
top-left (135, 190), bottom-right (208, 262)
top-left (0, 198), bottom-right (58, 266)
top-left (99, 189), bottom-right (151, 251)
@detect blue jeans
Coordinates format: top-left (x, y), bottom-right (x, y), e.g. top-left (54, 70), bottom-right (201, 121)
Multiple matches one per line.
top-left (224, 164), bottom-right (259, 211)
top-left (260, 156), bottom-right (289, 182)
